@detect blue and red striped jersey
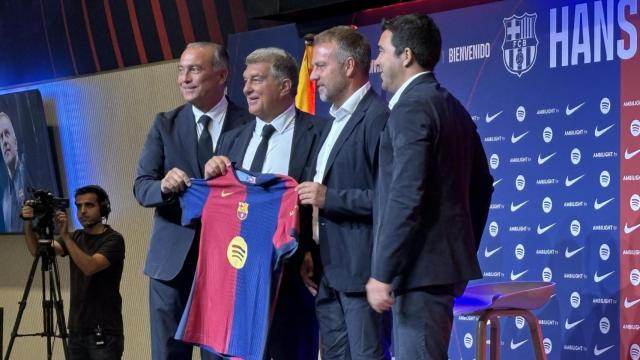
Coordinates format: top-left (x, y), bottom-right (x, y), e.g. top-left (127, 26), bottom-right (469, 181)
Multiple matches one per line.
top-left (175, 166), bottom-right (299, 359)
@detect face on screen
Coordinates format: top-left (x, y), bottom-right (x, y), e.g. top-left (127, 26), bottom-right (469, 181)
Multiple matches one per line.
top-left (0, 115), bottom-right (18, 169)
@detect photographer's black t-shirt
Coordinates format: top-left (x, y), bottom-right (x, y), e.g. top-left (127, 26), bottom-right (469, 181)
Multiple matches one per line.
top-left (60, 226), bottom-right (125, 335)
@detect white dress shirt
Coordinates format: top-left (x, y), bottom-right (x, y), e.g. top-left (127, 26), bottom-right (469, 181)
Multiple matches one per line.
top-left (388, 71), bottom-right (430, 110)
top-left (242, 104), bottom-right (296, 176)
top-left (192, 96), bottom-right (228, 152)
top-left (313, 82), bottom-right (371, 182)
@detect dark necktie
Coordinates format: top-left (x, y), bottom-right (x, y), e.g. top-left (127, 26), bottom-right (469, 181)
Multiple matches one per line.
top-left (197, 115), bottom-right (213, 174)
top-left (250, 124), bottom-right (276, 172)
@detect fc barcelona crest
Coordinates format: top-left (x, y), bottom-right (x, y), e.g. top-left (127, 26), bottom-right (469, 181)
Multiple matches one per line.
top-left (237, 201), bottom-right (249, 220)
top-left (502, 13), bottom-right (538, 77)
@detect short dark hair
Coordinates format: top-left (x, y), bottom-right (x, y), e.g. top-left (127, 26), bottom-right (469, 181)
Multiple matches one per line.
top-left (314, 26), bottom-right (371, 76)
top-left (382, 13), bottom-right (441, 70)
top-left (75, 185), bottom-right (111, 219)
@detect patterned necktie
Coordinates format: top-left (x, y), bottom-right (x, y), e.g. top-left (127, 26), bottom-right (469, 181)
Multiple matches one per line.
top-left (250, 124), bottom-right (276, 172)
top-left (197, 115), bottom-right (213, 174)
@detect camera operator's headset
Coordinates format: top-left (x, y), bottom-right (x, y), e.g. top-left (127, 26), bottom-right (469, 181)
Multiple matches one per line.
top-left (77, 185), bottom-right (111, 220)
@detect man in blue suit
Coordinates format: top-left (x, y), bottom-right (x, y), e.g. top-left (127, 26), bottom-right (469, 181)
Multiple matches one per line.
top-left (134, 42), bottom-right (252, 360)
top-left (206, 47), bottom-right (325, 360)
top-left (295, 26), bottom-right (390, 360)
top-left (367, 14), bottom-right (493, 359)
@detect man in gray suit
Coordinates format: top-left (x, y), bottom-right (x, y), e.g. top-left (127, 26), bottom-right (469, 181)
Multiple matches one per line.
top-left (296, 26), bottom-right (390, 360)
top-left (134, 42), bottom-right (251, 360)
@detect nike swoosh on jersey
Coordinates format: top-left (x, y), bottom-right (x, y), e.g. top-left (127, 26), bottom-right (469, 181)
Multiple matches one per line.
top-left (510, 339), bottom-right (528, 350)
top-left (537, 152), bottom-right (556, 165)
top-left (593, 344), bottom-right (614, 356)
top-left (624, 223), bottom-right (640, 234)
top-left (594, 271), bottom-right (614, 283)
top-left (510, 270), bottom-right (528, 280)
top-left (510, 200), bottom-right (528, 212)
top-left (566, 102), bottom-right (585, 116)
top-left (485, 110), bottom-right (503, 123)
top-left (565, 246), bottom-right (584, 258)
top-left (564, 318), bottom-right (585, 330)
top-left (593, 198), bottom-right (614, 210)
top-left (625, 148), bottom-right (640, 159)
top-left (565, 174), bottom-right (585, 187)
top-left (221, 190), bottom-right (235, 197)
top-left (536, 223), bottom-right (556, 235)
top-left (484, 246), bottom-right (502, 258)
top-left (594, 124), bottom-right (615, 137)
top-left (511, 131), bottom-right (529, 143)
top-left (624, 297), bottom-right (640, 308)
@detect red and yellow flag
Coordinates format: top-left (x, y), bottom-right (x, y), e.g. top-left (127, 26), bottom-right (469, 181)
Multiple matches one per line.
top-left (295, 37), bottom-right (316, 114)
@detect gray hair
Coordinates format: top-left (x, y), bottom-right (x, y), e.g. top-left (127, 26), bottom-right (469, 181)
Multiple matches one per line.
top-left (186, 42), bottom-right (229, 70)
top-left (246, 47), bottom-right (298, 94)
top-left (314, 26), bottom-right (371, 75)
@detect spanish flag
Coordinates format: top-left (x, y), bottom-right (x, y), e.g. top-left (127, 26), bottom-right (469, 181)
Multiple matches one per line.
top-left (295, 35), bottom-right (315, 114)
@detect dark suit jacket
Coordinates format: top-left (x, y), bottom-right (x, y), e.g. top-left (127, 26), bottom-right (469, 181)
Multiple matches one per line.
top-left (309, 89), bottom-right (389, 293)
top-left (373, 73), bottom-right (493, 291)
top-left (133, 99), bottom-right (252, 281)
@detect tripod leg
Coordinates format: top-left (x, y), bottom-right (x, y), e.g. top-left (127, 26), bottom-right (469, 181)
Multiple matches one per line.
top-left (51, 257), bottom-right (70, 359)
top-left (44, 265), bottom-right (53, 360)
top-left (3, 254), bottom-right (40, 360)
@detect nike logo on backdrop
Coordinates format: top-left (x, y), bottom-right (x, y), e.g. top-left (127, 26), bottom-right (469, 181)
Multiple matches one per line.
top-left (566, 102), bottom-right (585, 116)
top-left (564, 318), bottom-right (584, 330)
top-left (565, 174), bottom-right (585, 187)
top-left (594, 271), bottom-right (614, 283)
top-left (624, 297), bottom-right (640, 308)
top-left (493, 178), bottom-right (503, 187)
top-left (510, 201), bottom-right (528, 212)
top-left (536, 223), bottom-right (556, 235)
top-left (565, 246), bottom-right (584, 258)
top-left (485, 111), bottom-right (503, 123)
top-left (484, 246), bottom-right (502, 258)
top-left (511, 131), bottom-right (529, 143)
top-left (537, 152), bottom-right (556, 165)
top-left (624, 223), bottom-right (640, 234)
top-left (625, 148), bottom-right (640, 159)
top-left (593, 198), bottom-right (614, 210)
top-left (594, 124), bottom-right (615, 137)
top-left (593, 344), bottom-right (614, 356)
top-left (510, 339), bottom-right (528, 350)
top-left (510, 270), bottom-right (528, 280)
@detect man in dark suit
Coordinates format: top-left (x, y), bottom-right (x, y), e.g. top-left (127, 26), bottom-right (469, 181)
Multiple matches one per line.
top-left (295, 26), bottom-right (390, 360)
top-left (206, 47), bottom-right (324, 360)
top-left (133, 42), bottom-right (252, 360)
top-left (366, 14), bottom-right (494, 359)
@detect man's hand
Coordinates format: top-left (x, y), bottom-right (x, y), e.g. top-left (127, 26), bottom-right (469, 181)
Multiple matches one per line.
top-left (296, 182), bottom-right (327, 208)
top-left (366, 277), bottom-right (394, 313)
top-left (20, 204), bottom-right (34, 221)
top-left (160, 167), bottom-right (191, 194)
top-left (204, 156), bottom-right (231, 179)
top-left (300, 252), bottom-right (318, 296)
top-left (54, 210), bottom-right (69, 236)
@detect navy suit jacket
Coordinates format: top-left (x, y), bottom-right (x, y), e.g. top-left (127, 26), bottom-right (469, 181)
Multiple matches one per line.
top-left (373, 73), bottom-right (493, 291)
top-left (134, 99), bottom-right (252, 281)
top-left (308, 89), bottom-right (389, 293)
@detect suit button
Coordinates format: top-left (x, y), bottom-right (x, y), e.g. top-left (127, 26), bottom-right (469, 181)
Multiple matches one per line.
top-left (320, 222), bottom-right (325, 226)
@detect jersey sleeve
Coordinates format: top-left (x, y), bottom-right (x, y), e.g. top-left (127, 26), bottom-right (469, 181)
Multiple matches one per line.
top-left (272, 177), bottom-right (300, 270)
top-left (179, 179), bottom-right (210, 226)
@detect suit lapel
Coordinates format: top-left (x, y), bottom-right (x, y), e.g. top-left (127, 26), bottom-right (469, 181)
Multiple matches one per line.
top-left (177, 105), bottom-right (201, 177)
top-left (288, 110), bottom-right (315, 182)
top-left (321, 89), bottom-right (374, 180)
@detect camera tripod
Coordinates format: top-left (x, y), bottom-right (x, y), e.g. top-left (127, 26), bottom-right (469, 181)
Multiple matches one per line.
top-left (4, 222), bottom-right (69, 360)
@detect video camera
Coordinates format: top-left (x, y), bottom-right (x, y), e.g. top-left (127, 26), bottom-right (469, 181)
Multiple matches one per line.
top-left (25, 188), bottom-right (70, 218)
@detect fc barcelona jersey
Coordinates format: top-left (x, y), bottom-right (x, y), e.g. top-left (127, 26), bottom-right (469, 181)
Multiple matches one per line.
top-left (175, 166), bottom-right (299, 360)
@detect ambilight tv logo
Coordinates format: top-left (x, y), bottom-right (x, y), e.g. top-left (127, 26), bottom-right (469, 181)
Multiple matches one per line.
top-left (502, 13), bottom-right (538, 77)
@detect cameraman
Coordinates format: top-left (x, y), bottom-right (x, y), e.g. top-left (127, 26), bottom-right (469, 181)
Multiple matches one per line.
top-left (21, 185), bottom-right (125, 360)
